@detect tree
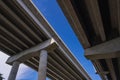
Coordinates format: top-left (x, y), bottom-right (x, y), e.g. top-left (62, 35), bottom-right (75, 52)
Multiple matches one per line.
top-left (0, 73), bottom-right (4, 80)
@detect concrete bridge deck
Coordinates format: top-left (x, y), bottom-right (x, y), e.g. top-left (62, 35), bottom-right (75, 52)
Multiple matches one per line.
top-left (0, 0), bottom-right (91, 80)
top-left (58, 0), bottom-right (120, 80)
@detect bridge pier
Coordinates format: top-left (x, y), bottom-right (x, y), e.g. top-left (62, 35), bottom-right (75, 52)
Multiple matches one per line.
top-left (8, 61), bottom-right (20, 80)
top-left (38, 50), bottom-right (48, 80)
top-left (8, 50), bottom-right (48, 80)
top-left (7, 50), bottom-right (48, 80)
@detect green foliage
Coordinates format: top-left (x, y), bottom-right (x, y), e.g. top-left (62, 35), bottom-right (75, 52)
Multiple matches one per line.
top-left (0, 73), bottom-right (4, 80)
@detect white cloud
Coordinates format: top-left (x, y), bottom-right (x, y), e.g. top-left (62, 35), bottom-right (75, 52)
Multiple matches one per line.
top-left (0, 51), bottom-right (11, 80)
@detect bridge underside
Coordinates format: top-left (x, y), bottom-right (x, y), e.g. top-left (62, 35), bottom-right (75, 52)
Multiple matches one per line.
top-left (57, 0), bottom-right (120, 80)
top-left (0, 0), bottom-right (91, 80)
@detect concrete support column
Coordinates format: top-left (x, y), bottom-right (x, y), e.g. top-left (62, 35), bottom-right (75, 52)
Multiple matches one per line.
top-left (8, 61), bottom-right (20, 80)
top-left (38, 50), bottom-right (48, 80)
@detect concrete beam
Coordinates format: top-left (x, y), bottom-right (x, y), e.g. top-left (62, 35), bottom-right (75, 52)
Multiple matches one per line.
top-left (16, 0), bottom-right (51, 38)
top-left (48, 62), bottom-right (69, 80)
top-left (47, 68), bottom-right (63, 80)
top-left (57, 0), bottom-right (90, 48)
top-left (0, 35), bottom-right (23, 51)
top-left (48, 55), bottom-right (75, 80)
top-left (6, 38), bottom-right (57, 64)
top-left (0, 25), bottom-right (29, 48)
top-left (0, 0), bottom-right (42, 42)
top-left (118, 58), bottom-right (120, 79)
top-left (85, 0), bottom-right (106, 41)
top-left (0, 13), bottom-right (35, 46)
top-left (92, 60), bottom-right (107, 80)
top-left (85, 37), bottom-right (120, 60)
top-left (108, 0), bottom-right (120, 34)
top-left (106, 59), bottom-right (117, 80)
top-left (0, 41), bottom-right (16, 54)
top-left (51, 52), bottom-right (81, 79)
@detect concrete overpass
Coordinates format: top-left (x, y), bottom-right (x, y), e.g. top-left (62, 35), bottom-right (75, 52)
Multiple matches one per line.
top-left (58, 0), bottom-right (120, 80)
top-left (0, 0), bottom-right (91, 80)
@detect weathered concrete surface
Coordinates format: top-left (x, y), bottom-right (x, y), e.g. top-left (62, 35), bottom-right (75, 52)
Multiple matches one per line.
top-left (6, 38), bottom-right (57, 64)
top-left (8, 61), bottom-right (20, 80)
top-left (85, 37), bottom-right (120, 60)
top-left (38, 50), bottom-right (48, 80)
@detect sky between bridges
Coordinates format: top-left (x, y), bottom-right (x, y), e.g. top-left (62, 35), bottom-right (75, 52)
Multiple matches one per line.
top-left (0, 0), bottom-right (101, 80)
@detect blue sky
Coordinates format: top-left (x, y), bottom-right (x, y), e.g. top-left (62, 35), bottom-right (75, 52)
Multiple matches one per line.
top-left (32, 0), bottom-right (101, 80)
top-left (0, 0), bottom-right (101, 80)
